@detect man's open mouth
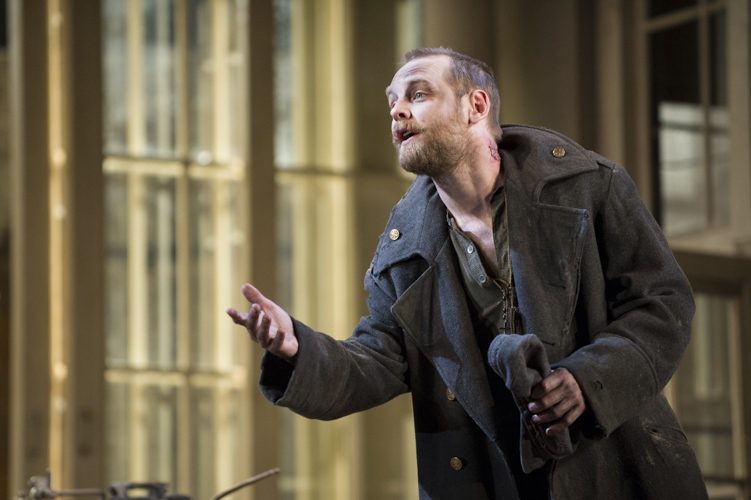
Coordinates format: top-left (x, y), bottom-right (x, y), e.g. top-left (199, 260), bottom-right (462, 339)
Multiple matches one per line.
top-left (396, 128), bottom-right (419, 144)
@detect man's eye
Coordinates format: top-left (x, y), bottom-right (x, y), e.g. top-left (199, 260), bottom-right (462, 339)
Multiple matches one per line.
top-left (414, 91), bottom-right (426, 100)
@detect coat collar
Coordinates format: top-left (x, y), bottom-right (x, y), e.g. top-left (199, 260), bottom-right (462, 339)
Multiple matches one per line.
top-left (370, 175), bottom-right (446, 277)
top-left (500, 124), bottom-right (597, 202)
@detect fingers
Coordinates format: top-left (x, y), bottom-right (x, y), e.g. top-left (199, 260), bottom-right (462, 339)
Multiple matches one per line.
top-left (226, 302), bottom-right (269, 342)
top-left (247, 303), bottom-right (262, 339)
top-left (228, 284), bottom-right (299, 360)
top-left (529, 368), bottom-right (565, 400)
top-left (241, 283), bottom-right (272, 309)
top-left (267, 328), bottom-right (287, 353)
top-left (527, 368), bottom-right (586, 436)
top-left (225, 307), bottom-right (246, 325)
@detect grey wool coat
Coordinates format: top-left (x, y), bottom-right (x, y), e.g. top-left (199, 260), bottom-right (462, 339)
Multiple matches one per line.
top-left (260, 124), bottom-right (708, 499)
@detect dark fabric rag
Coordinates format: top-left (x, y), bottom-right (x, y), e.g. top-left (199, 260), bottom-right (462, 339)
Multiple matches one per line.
top-left (488, 333), bottom-right (576, 473)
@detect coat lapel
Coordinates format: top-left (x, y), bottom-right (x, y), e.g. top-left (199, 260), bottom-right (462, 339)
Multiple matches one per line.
top-left (391, 236), bottom-right (501, 443)
top-left (501, 131), bottom-right (593, 355)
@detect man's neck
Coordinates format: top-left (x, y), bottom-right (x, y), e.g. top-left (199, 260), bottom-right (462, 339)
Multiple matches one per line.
top-left (433, 149), bottom-right (503, 225)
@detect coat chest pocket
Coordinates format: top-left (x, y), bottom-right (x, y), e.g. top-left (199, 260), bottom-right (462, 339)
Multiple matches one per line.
top-left (510, 206), bottom-right (589, 350)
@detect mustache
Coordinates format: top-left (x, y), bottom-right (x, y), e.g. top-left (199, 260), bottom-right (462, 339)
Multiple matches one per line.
top-left (392, 122), bottom-right (423, 136)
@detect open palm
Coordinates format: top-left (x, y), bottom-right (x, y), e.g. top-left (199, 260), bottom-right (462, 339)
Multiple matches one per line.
top-left (226, 284), bottom-right (299, 361)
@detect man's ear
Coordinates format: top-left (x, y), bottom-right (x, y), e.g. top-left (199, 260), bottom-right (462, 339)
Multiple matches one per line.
top-left (467, 89), bottom-right (490, 124)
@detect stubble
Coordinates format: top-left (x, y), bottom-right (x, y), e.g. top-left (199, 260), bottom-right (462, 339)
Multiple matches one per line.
top-left (394, 107), bottom-right (472, 181)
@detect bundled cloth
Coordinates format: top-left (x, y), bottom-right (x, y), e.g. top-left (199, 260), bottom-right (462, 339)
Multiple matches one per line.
top-left (488, 333), bottom-right (577, 472)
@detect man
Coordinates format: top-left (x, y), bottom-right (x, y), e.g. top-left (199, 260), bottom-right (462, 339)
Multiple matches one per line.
top-left (227, 48), bottom-right (707, 499)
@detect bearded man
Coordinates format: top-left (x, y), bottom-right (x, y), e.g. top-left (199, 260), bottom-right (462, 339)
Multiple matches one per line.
top-left (227, 48), bottom-right (707, 499)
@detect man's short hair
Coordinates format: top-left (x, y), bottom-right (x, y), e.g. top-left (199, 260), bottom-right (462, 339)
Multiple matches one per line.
top-left (402, 47), bottom-right (502, 142)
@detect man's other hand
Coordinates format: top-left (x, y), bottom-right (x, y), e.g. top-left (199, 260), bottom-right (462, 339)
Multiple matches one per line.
top-left (527, 367), bottom-right (586, 436)
top-left (226, 284), bottom-right (299, 362)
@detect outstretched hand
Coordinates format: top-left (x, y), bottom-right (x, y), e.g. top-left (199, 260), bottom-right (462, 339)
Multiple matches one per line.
top-left (527, 367), bottom-right (586, 436)
top-left (226, 284), bottom-right (299, 362)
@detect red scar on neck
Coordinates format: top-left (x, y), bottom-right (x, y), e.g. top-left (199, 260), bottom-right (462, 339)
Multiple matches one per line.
top-left (488, 142), bottom-right (500, 162)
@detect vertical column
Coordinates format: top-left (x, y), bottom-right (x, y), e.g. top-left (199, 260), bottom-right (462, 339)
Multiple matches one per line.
top-left (740, 279), bottom-right (751, 495)
top-left (627, 0), bottom-right (652, 206)
top-left (595, 0), bottom-right (627, 164)
top-left (0, 45), bottom-right (11, 500)
top-left (727, 0), bottom-right (751, 238)
top-left (173, 2), bottom-right (192, 493)
top-left (423, 0), bottom-right (494, 64)
top-left (58, 0), bottom-right (105, 488)
top-left (351, 0), bottom-right (397, 172)
top-left (8, 0), bottom-right (51, 492)
top-left (246, 1), bottom-right (280, 499)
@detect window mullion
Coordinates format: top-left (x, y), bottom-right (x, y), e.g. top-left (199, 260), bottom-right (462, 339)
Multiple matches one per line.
top-left (128, 381), bottom-right (148, 481)
top-left (212, 0), bottom-right (231, 162)
top-left (174, 1), bottom-right (191, 493)
top-left (127, 173), bottom-right (148, 371)
top-left (175, 0), bottom-right (189, 160)
top-left (127, 0), bottom-right (145, 156)
top-left (698, 1), bottom-right (715, 227)
top-left (155, 0), bottom-right (173, 155)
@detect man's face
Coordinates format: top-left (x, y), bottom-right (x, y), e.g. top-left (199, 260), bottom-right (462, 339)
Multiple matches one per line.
top-left (386, 56), bottom-right (470, 178)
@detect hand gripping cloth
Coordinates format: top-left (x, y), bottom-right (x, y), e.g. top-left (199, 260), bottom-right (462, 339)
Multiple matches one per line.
top-left (488, 333), bottom-right (577, 473)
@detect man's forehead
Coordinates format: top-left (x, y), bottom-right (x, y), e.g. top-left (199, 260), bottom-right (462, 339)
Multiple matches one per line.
top-left (386, 55), bottom-right (450, 96)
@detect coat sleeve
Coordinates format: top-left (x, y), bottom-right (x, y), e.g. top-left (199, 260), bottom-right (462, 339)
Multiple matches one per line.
top-left (552, 163), bottom-right (695, 438)
top-left (258, 267), bottom-right (410, 420)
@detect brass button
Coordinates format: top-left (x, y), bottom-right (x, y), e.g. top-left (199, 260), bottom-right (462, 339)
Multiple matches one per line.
top-left (552, 146), bottom-right (566, 158)
top-left (450, 457), bottom-right (463, 470)
top-left (445, 388), bottom-right (456, 401)
top-left (389, 229), bottom-right (400, 240)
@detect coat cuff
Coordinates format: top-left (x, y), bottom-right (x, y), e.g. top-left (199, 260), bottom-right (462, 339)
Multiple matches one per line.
top-left (552, 333), bottom-right (657, 438)
top-left (258, 317), bottom-right (328, 415)
top-left (259, 351), bottom-right (295, 403)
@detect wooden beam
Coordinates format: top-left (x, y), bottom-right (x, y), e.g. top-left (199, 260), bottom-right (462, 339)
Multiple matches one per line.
top-left (8, 0), bottom-right (51, 493)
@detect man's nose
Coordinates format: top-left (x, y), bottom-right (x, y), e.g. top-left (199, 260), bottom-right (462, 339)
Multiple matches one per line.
top-left (390, 98), bottom-right (411, 120)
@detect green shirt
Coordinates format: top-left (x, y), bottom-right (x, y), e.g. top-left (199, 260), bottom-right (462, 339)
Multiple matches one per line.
top-left (447, 186), bottom-right (517, 336)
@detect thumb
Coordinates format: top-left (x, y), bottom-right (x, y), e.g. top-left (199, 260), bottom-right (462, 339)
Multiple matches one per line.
top-left (241, 283), bottom-right (271, 307)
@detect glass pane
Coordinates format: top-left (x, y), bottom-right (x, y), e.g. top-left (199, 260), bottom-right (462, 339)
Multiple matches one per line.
top-left (190, 386), bottom-right (246, 500)
top-left (105, 381), bottom-right (130, 485)
top-left (710, 106), bottom-right (730, 229)
top-left (189, 178), bottom-right (244, 371)
top-left (276, 180), bottom-right (294, 311)
top-left (106, 381), bottom-right (180, 487)
top-left (274, 0), bottom-right (295, 168)
top-left (673, 293), bottom-right (743, 497)
top-left (105, 172), bottom-right (129, 368)
top-left (395, 0), bottom-right (424, 58)
top-left (651, 21), bottom-right (700, 107)
top-left (656, 102), bottom-right (706, 234)
top-left (190, 178), bottom-right (216, 369)
top-left (279, 411), bottom-right (297, 500)
top-left (227, 0), bottom-right (247, 161)
top-left (103, 0), bottom-right (129, 156)
top-left (105, 171), bottom-right (179, 371)
top-left (709, 12), bottom-right (729, 229)
top-left (144, 384), bottom-right (180, 485)
top-left (142, 0), bottom-right (177, 158)
top-left (146, 176), bottom-right (178, 369)
top-left (191, 386), bottom-right (216, 500)
top-left (648, 0), bottom-right (698, 18)
top-left (710, 12), bottom-right (727, 108)
top-left (650, 21), bottom-right (701, 234)
top-left (188, 0), bottom-right (213, 164)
